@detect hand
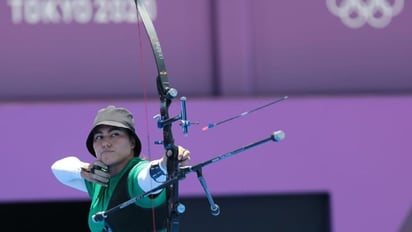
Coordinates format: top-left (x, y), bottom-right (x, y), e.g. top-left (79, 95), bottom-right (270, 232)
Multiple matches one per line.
top-left (177, 145), bottom-right (191, 166)
top-left (160, 145), bottom-right (191, 170)
top-left (81, 160), bottom-right (110, 187)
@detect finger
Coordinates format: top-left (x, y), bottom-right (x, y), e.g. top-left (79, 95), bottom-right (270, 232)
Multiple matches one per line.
top-left (178, 156), bottom-right (191, 167)
top-left (179, 158), bottom-right (190, 166)
top-left (94, 160), bottom-right (107, 167)
top-left (177, 147), bottom-right (190, 159)
top-left (178, 146), bottom-right (188, 154)
top-left (93, 174), bottom-right (109, 184)
top-left (178, 152), bottom-right (189, 161)
top-left (91, 163), bottom-right (109, 174)
top-left (81, 168), bottom-right (109, 187)
top-left (93, 169), bottom-right (110, 179)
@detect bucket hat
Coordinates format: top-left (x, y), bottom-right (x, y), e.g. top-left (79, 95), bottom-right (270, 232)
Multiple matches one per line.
top-left (86, 105), bottom-right (142, 157)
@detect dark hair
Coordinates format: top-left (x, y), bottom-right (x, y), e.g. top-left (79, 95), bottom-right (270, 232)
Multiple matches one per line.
top-left (90, 125), bottom-right (140, 156)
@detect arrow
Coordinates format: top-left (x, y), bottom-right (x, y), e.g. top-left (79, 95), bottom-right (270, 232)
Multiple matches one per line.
top-left (202, 96), bottom-right (288, 131)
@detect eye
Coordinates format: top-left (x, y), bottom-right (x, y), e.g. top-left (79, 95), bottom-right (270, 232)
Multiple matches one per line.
top-left (93, 134), bottom-right (103, 141)
top-left (110, 130), bottom-right (124, 138)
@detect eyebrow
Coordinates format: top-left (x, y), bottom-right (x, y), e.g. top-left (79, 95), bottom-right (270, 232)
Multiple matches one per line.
top-left (94, 126), bottom-right (125, 134)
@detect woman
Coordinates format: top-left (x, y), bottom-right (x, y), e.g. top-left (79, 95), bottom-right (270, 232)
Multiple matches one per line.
top-left (51, 105), bottom-right (190, 231)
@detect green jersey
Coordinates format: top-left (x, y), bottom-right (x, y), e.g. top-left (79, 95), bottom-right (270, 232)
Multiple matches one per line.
top-left (85, 157), bottom-right (167, 232)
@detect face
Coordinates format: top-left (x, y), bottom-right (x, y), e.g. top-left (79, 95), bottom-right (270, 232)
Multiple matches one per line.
top-left (92, 125), bottom-right (135, 167)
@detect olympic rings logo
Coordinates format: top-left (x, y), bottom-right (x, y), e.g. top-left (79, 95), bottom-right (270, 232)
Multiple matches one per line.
top-left (326, 0), bottom-right (404, 28)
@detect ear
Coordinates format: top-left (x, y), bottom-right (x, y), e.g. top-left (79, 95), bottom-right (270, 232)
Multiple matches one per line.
top-left (130, 138), bottom-right (136, 149)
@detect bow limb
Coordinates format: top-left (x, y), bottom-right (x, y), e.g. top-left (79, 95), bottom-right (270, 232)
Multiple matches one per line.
top-left (134, 0), bottom-right (171, 96)
top-left (134, 1), bottom-right (180, 231)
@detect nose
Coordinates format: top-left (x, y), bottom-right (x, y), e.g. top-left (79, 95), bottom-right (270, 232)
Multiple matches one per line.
top-left (102, 139), bottom-right (112, 149)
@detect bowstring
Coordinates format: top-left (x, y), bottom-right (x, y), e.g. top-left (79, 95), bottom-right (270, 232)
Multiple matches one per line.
top-left (136, 7), bottom-right (158, 232)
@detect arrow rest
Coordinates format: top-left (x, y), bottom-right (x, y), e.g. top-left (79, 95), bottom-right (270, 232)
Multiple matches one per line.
top-left (153, 96), bottom-right (196, 141)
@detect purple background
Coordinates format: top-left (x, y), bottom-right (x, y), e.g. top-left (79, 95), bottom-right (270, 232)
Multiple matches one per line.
top-left (1, 97), bottom-right (412, 232)
top-left (1, 1), bottom-right (412, 232)
top-left (1, 1), bottom-right (411, 99)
